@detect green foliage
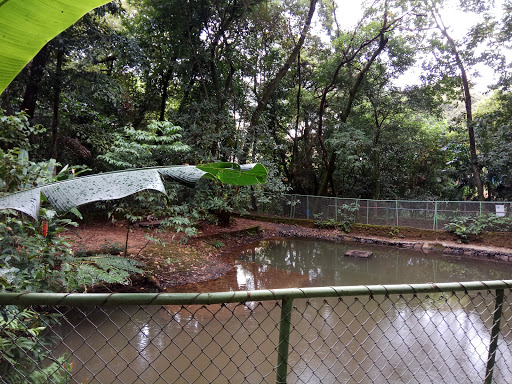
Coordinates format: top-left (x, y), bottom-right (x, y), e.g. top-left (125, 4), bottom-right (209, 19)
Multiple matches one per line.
top-left (389, 227), bottom-right (404, 238)
top-left (0, 306), bottom-right (72, 383)
top-left (314, 203), bottom-right (360, 233)
top-left (160, 204), bottom-right (200, 238)
top-left (108, 189), bottom-right (199, 245)
top-left (190, 182), bottom-right (240, 227)
top-left (0, 148), bottom-right (88, 196)
top-left (0, 208), bottom-right (145, 292)
top-left (100, 121), bottom-right (190, 169)
top-left (444, 214), bottom-right (512, 243)
top-left (0, 111), bottom-right (45, 151)
top-left (65, 255), bottom-right (144, 289)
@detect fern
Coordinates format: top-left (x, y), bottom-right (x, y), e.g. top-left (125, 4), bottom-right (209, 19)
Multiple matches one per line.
top-left (64, 255), bottom-right (144, 290)
top-left (100, 120), bottom-right (190, 169)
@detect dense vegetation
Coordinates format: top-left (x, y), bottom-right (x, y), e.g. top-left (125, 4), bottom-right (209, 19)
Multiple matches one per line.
top-left (1, 2), bottom-right (512, 379)
top-left (2, 0), bottom-right (512, 202)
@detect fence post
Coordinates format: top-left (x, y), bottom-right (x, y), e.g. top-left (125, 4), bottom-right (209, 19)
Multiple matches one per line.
top-left (484, 288), bottom-right (505, 384)
top-left (433, 201), bottom-right (438, 230)
top-left (335, 197), bottom-right (338, 222)
top-left (396, 200), bottom-right (399, 227)
top-left (366, 200), bottom-right (369, 224)
top-left (276, 297), bottom-right (294, 384)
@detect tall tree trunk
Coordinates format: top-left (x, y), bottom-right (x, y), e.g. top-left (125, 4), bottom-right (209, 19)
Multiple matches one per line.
top-left (20, 43), bottom-right (51, 120)
top-left (433, 10), bottom-right (484, 201)
top-left (159, 70), bottom-right (171, 122)
top-left (1, 83), bottom-right (13, 115)
top-left (51, 48), bottom-right (64, 160)
top-left (241, 0), bottom-right (318, 163)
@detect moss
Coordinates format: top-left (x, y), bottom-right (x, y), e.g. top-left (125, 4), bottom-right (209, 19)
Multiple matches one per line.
top-left (241, 213), bottom-right (317, 228)
top-left (350, 223), bottom-right (455, 241)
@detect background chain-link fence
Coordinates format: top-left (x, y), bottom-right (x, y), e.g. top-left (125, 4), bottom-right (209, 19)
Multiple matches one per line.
top-left (257, 194), bottom-right (512, 230)
top-left (1, 281), bottom-right (512, 383)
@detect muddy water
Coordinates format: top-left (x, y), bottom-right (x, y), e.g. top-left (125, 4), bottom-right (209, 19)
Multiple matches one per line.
top-left (170, 239), bottom-right (512, 292)
top-left (54, 240), bottom-right (512, 383)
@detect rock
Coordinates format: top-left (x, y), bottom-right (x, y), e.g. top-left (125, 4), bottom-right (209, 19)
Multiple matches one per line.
top-left (345, 250), bottom-right (373, 259)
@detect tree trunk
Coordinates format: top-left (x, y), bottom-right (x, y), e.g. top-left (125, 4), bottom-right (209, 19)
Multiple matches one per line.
top-left (20, 43), bottom-right (51, 120)
top-left (434, 10), bottom-right (485, 201)
top-left (159, 70), bottom-right (171, 122)
top-left (51, 48), bottom-right (64, 160)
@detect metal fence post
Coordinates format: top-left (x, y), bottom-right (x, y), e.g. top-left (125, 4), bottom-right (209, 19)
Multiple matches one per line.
top-left (433, 201), bottom-right (438, 230)
top-left (484, 288), bottom-right (505, 384)
top-left (276, 297), bottom-right (294, 384)
top-left (396, 200), bottom-right (399, 227)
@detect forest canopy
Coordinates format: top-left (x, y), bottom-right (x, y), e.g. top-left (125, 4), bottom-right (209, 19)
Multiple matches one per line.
top-left (2, 0), bottom-right (512, 201)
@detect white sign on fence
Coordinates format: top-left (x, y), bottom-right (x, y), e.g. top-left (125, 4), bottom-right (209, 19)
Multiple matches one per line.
top-left (496, 205), bottom-right (506, 217)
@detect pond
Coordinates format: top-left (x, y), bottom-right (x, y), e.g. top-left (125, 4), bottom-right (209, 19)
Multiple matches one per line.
top-left (169, 239), bottom-right (512, 292)
top-left (52, 239), bottom-right (512, 383)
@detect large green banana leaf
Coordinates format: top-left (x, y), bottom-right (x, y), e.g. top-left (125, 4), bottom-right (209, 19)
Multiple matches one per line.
top-left (0, 163), bottom-right (267, 219)
top-left (0, 0), bottom-right (112, 94)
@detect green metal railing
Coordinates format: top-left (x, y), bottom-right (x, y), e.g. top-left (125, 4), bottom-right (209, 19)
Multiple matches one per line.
top-left (1, 280), bottom-right (512, 383)
top-left (262, 194), bottom-right (512, 230)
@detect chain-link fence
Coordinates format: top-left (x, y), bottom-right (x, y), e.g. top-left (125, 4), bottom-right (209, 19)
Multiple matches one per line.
top-left (1, 281), bottom-right (512, 383)
top-left (258, 194), bottom-right (512, 230)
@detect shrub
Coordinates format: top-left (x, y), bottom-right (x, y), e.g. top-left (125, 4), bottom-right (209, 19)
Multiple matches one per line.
top-left (314, 203), bottom-right (360, 233)
top-left (444, 214), bottom-right (512, 242)
top-left (0, 306), bottom-right (72, 383)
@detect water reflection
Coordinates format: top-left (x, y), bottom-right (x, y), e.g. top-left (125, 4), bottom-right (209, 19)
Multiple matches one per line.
top-left (171, 239), bottom-right (512, 292)
top-left (52, 239), bottom-right (512, 383)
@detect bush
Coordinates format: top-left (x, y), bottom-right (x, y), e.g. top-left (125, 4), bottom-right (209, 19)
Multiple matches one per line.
top-left (444, 214), bottom-right (512, 242)
top-left (314, 203), bottom-right (360, 233)
top-left (0, 306), bottom-right (72, 383)
top-left (0, 209), bottom-right (145, 292)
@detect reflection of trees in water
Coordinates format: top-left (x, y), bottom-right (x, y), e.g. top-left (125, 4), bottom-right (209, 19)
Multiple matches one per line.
top-left (238, 239), bottom-right (512, 287)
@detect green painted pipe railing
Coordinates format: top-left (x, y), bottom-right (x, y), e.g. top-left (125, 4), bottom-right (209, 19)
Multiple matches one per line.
top-left (1, 280), bottom-right (511, 384)
top-left (1, 280), bottom-right (511, 306)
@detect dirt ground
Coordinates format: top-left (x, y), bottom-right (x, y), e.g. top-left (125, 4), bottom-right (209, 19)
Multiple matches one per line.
top-left (69, 216), bottom-right (512, 292)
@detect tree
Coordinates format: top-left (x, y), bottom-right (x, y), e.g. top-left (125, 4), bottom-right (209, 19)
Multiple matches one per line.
top-left (241, 0), bottom-right (318, 163)
top-left (426, 2), bottom-right (485, 200)
top-left (313, 0), bottom-right (418, 195)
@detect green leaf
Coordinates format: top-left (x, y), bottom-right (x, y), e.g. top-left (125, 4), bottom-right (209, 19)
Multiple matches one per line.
top-left (0, 163), bottom-right (267, 219)
top-left (196, 163), bottom-right (268, 186)
top-left (0, 0), bottom-right (112, 94)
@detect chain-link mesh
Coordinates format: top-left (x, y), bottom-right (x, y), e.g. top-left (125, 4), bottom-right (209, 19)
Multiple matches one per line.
top-left (259, 194), bottom-right (512, 230)
top-left (288, 292), bottom-right (511, 383)
top-left (1, 283), bottom-right (512, 383)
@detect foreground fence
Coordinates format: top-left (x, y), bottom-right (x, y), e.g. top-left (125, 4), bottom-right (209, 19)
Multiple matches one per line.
top-left (1, 281), bottom-right (512, 383)
top-left (258, 194), bottom-right (512, 230)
